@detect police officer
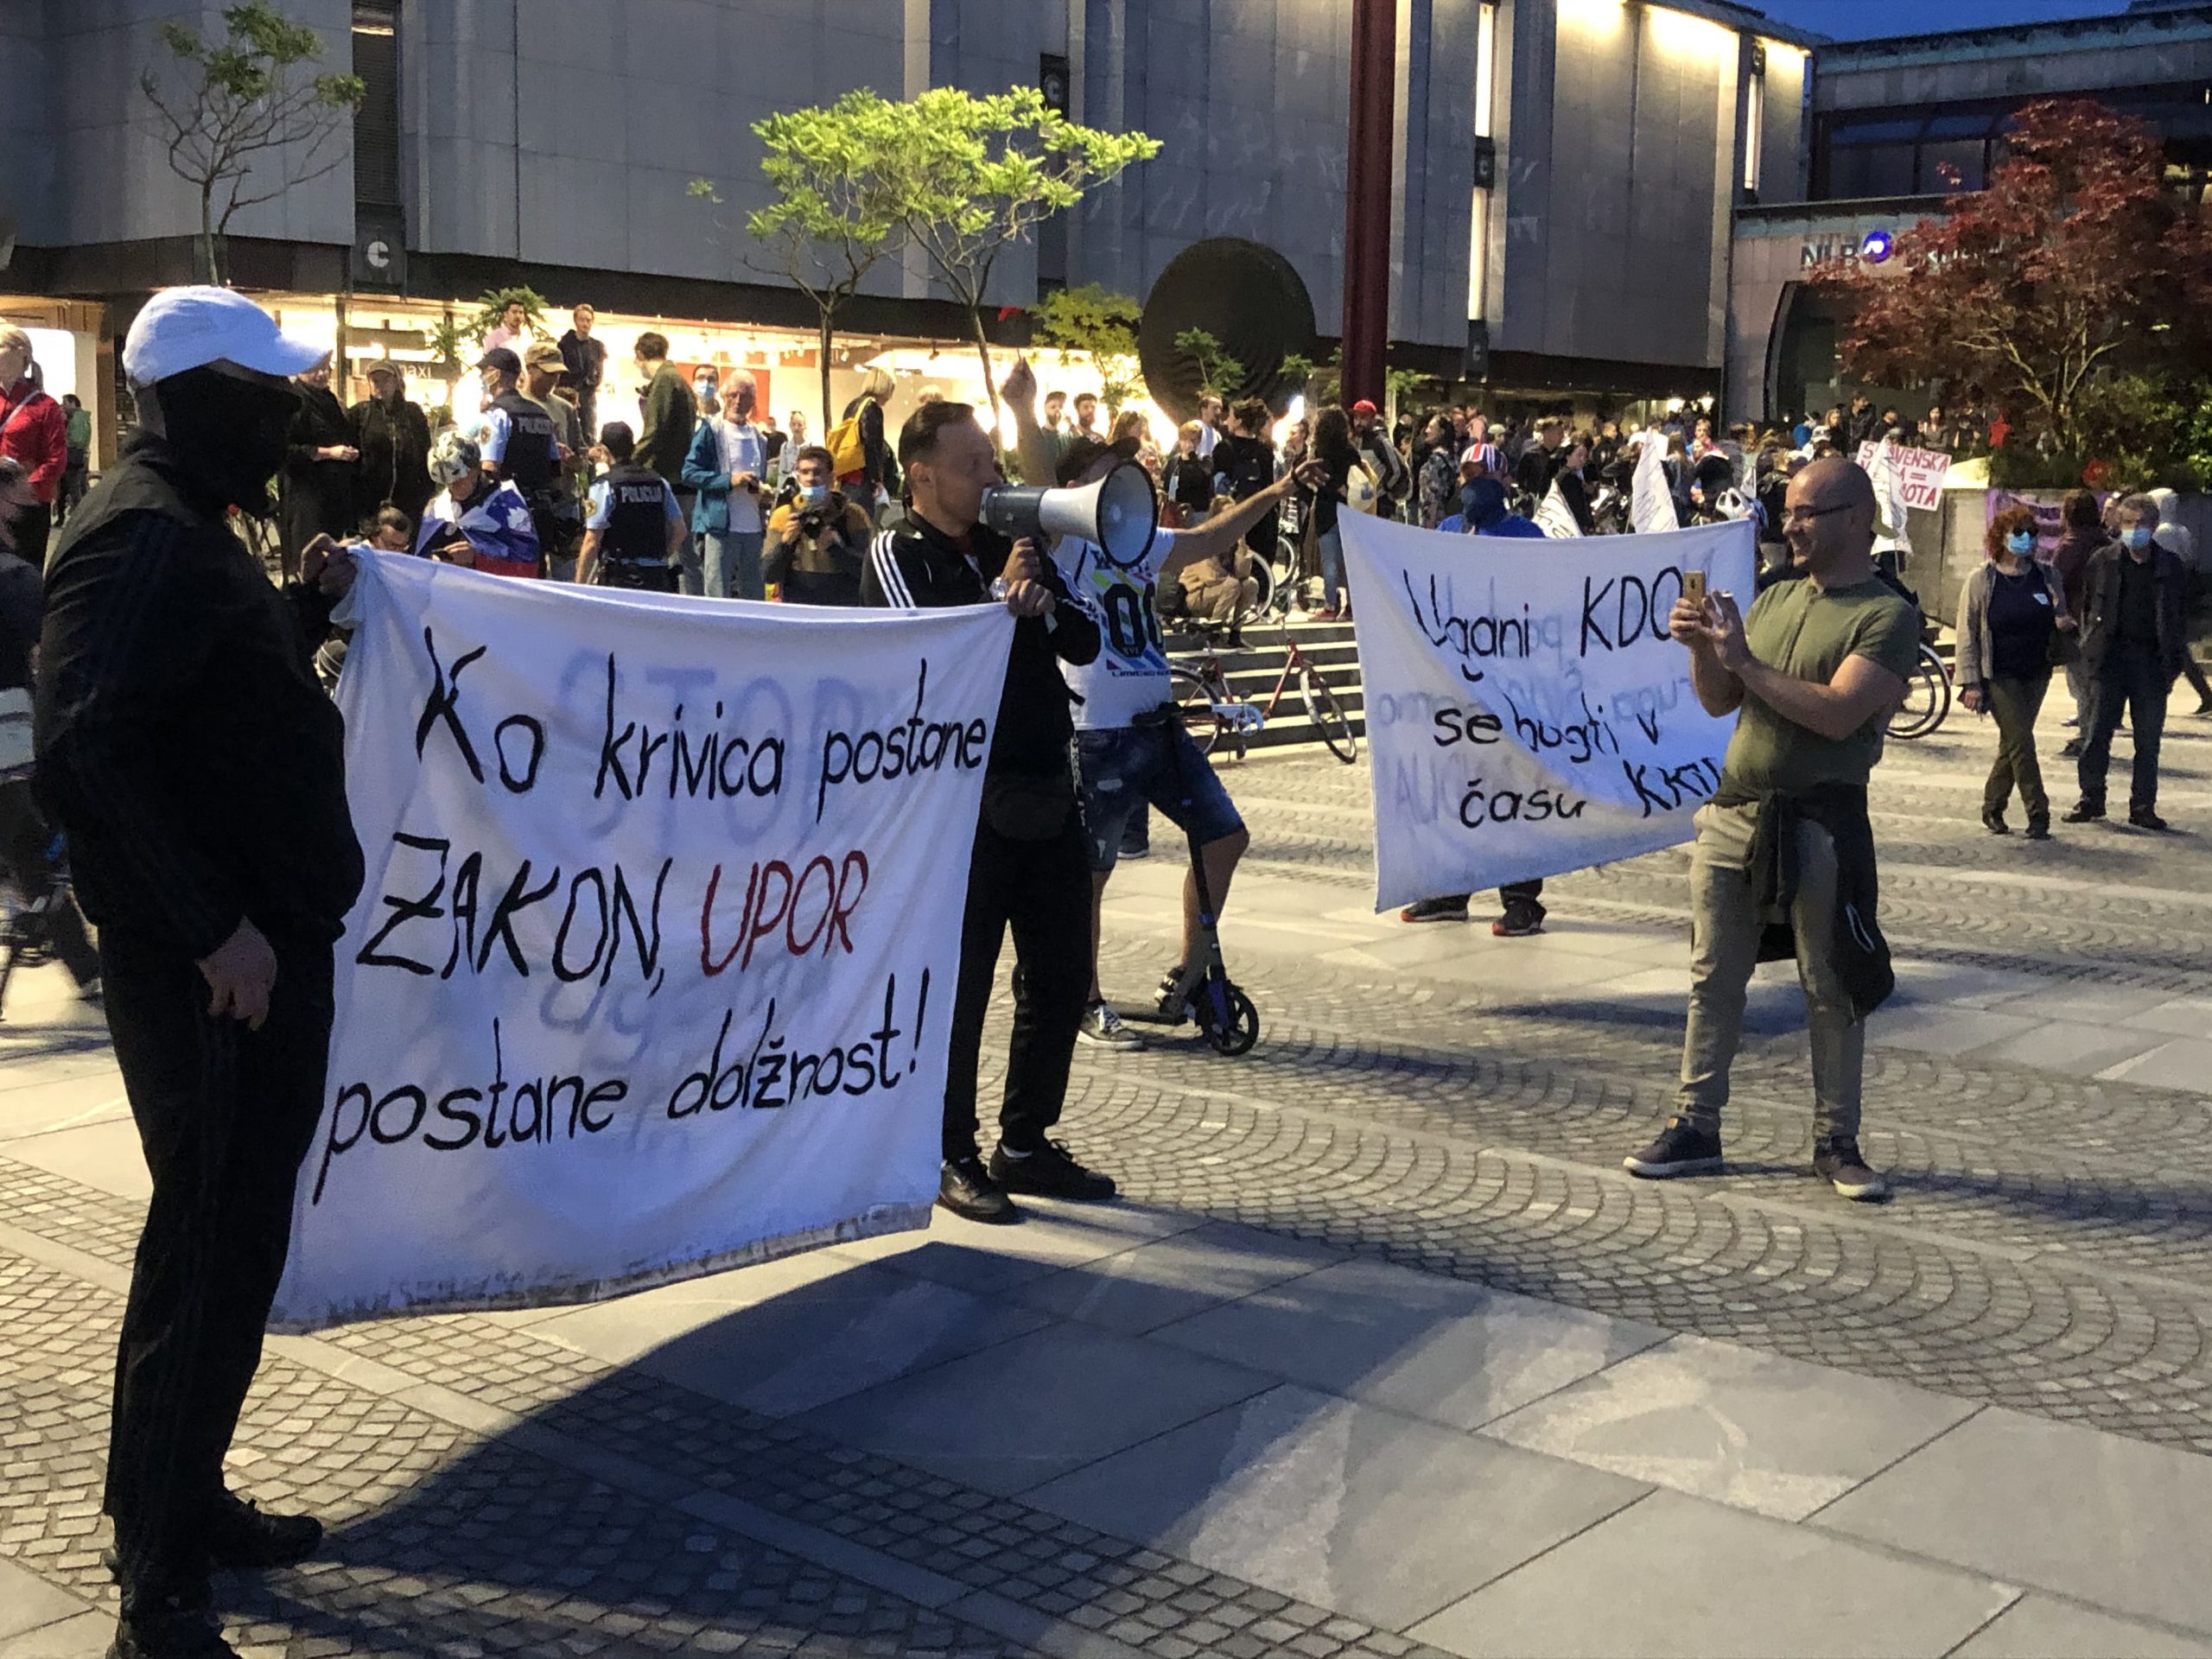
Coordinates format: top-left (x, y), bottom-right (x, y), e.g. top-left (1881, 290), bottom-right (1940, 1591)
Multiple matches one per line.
top-left (575, 422), bottom-right (687, 591)
top-left (475, 345), bottom-right (561, 569)
top-left (34, 288), bottom-right (365, 1659)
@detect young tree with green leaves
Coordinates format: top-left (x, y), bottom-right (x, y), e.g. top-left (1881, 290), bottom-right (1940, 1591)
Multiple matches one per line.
top-left (1033, 283), bottom-right (1144, 411)
top-left (1173, 327), bottom-right (1245, 403)
top-left (878, 86), bottom-right (1157, 415)
top-left (139, 3), bottom-right (365, 285)
top-left (690, 89), bottom-right (906, 426)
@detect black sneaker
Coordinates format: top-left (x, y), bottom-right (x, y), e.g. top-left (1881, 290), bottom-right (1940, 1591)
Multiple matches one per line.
top-left (989, 1140), bottom-right (1118, 1201)
top-left (1623, 1118), bottom-right (1724, 1179)
top-left (1980, 810), bottom-right (2009, 836)
top-left (1401, 897), bottom-right (1469, 924)
top-left (2024, 818), bottom-right (2051, 841)
top-left (2061, 801), bottom-right (2105, 823)
top-left (2058, 738), bottom-right (2084, 758)
top-left (2129, 809), bottom-right (2174, 833)
top-left (108, 1601), bottom-right (236, 1658)
top-left (1814, 1137), bottom-right (1891, 1201)
top-left (938, 1155), bottom-right (1016, 1224)
top-left (1077, 1001), bottom-right (1146, 1050)
top-left (1491, 906), bottom-right (1546, 938)
top-left (203, 1491), bottom-right (322, 1570)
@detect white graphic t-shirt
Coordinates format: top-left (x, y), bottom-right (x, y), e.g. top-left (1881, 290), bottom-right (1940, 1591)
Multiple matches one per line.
top-left (1054, 531), bottom-right (1175, 732)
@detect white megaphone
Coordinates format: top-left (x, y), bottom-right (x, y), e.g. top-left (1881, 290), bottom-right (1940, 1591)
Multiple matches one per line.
top-left (980, 459), bottom-right (1159, 566)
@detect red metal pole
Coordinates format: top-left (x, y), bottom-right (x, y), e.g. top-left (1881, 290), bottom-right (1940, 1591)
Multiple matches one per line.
top-left (1341, 0), bottom-right (1396, 410)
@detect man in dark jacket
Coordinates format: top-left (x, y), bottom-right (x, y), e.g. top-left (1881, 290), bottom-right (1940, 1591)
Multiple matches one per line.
top-left (2047, 488), bottom-right (2107, 753)
top-left (2066, 493), bottom-right (2190, 831)
top-left (861, 400), bottom-right (1109, 1224)
top-left (347, 359), bottom-right (432, 524)
top-left (633, 332), bottom-right (700, 593)
top-left (33, 287), bottom-right (365, 1659)
top-left (277, 358), bottom-right (357, 575)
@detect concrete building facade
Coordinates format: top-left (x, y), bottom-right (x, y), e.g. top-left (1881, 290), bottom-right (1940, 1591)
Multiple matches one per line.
top-left (1727, 3), bottom-right (2212, 422)
top-left (4, 0), bottom-right (1810, 456)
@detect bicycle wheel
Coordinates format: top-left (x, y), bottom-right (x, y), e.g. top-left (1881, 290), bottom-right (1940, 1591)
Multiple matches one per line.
top-left (1237, 560), bottom-right (1274, 629)
top-left (1171, 666), bottom-right (1222, 757)
top-left (1300, 666), bottom-right (1358, 763)
top-left (1888, 644), bottom-right (1952, 741)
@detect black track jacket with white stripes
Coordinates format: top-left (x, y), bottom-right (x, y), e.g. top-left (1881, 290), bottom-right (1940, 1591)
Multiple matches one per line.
top-left (861, 510), bottom-right (1100, 779)
top-left (34, 437), bottom-right (363, 957)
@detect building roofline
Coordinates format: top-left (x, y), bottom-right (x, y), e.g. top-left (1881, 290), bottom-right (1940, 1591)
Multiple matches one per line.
top-left (1815, 3), bottom-right (2212, 67)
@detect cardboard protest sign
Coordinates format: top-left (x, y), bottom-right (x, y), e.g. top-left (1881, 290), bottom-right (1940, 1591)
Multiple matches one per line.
top-left (269, 554), bottom-right (1011, 1331)
top-left (1338, 514), bottom-right (1756, 912)
top-left (1855, 441), bottom-right (1952, 512)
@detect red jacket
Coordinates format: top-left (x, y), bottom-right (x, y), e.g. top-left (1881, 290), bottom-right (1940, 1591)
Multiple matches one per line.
top-left (0, 380), bottom-right (67, 504)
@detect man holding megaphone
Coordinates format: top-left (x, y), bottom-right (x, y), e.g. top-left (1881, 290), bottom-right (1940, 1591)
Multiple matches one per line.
top-left (1001, 359), bottom-right (1321, 1048)
top-left (861, 399), bottom-right (1113, 1226)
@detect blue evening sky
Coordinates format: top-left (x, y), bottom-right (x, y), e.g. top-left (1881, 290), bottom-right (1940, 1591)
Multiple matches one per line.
top-left (1754, 0), bottom-right (2132, 41)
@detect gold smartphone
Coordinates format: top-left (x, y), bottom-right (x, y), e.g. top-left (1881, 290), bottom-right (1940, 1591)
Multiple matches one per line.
top-left (1681, 569), bottom-right (1707, 607)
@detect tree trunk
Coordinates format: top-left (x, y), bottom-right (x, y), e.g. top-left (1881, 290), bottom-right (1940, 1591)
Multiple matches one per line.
top-left (969, 309), bottom-right (1000, 428)
top-left (818, 309), bottom-right (836, 442)
top-left (200, 182), bottom-right (219, 285)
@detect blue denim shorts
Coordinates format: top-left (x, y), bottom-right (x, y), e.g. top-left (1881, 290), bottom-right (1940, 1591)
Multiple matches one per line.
top-left (1075, 722), bottom-right (1245, 874)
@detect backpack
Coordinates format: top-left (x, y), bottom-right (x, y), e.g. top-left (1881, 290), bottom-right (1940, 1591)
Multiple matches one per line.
top-left (825, 398), bottom-right (873, 477)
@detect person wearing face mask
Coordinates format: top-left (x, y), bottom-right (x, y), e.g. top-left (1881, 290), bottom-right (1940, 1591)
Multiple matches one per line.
top-left (1955, 505), bottom-right (2075, 839)
top-left (2068, 494), bottom-right (2191, 832)
top-left (416, 430), bottom-right (542, 580)
top-left (32, 288), bottom-right (365, 1659)
top-left (763, 444), bottom-right (869, 605)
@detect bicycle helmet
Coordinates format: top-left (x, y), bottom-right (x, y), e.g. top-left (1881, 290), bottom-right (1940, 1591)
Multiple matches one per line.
top-left (429, 429), bottom-right (481, 488)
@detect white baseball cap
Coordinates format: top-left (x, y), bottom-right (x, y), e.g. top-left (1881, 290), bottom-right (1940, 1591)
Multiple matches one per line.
top-left (123, 285), bottom-right (327, 388)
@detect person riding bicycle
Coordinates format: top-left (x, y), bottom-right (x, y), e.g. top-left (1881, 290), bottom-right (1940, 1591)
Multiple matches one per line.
top-left (1004, 357), bottom-right (1317, 1050)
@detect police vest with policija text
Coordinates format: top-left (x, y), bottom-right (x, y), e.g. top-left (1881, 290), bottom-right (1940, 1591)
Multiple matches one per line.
top-left (601, 462), bottom-right (673, 566)
top-left (489, 390), bottom-right (558, 503)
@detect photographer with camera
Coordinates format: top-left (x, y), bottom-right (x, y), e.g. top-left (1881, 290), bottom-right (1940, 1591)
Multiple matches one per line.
top-left (763, 445), bottom-right (870, 606)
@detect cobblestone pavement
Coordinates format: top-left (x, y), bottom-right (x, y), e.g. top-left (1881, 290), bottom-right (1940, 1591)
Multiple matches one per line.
top-left (3, 709), bottom-right (2209, 1656)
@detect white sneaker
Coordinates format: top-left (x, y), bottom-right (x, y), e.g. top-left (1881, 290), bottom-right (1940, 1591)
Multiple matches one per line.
top-left (1077, 1001), bottom-right (1146, 1050)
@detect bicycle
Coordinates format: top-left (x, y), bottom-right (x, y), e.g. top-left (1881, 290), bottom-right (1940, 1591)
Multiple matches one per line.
top-left (1888, 630), bottom-right (1953, 741)
top-left (1170, 624), bottom-right (1358, 764)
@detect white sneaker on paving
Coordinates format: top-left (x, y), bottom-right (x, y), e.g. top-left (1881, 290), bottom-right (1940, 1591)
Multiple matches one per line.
top-left (1077, 1001), bottom-right (1146, 1050)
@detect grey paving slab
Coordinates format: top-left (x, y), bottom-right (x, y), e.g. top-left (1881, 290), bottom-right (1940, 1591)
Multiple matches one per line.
top-left (1027, 1383), bottom-right (1648, 1631)
top-left (1008, 1218), bottom-right (1343, 1336)
top-left (535, 1252), bottom-right (1057, 1417)
top-left (2121, 998), bottom-right (2212, 1038)
top-left (1478, 1334), bottom-right (1981, 1521)
top-left (1152, 1255), bottom-right (1670, 1430)
top-left (1967, 1020), bottom-right (2163, 1079)
top-left (0, 1117), bottom-right (148, 1202)
top-left (794, 1321), bottom-right (1274, 1497)
top-left (0, 1611), bottom-right (111, 1659)
top-left (836, 1198), bottom-right (1207, 1299)
top-left (0, 1075), bottom-right (129, 1144)
top-left (1817, 1408), bottom-right (2212, 1635)
top-left (0, 1559), bottom-right (89, 1643)
top-left (1954, 1597), bottom-right (2212, 1658)
top-left (1866, 1006), bottom-right (2042, 1057)
top-left (2100, 1039), bottom-right (2212, 1091)
top-left (1409, 1491), bottom-right (2018, 1659)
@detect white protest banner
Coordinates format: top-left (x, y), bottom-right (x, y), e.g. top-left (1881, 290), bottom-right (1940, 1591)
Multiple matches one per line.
top-left (1855, 441), bottom-right (1952, 512)
top-left (269, 553), bottom-right (1012, 1332)
top-left (1339, 514), bottom-right (1756, 912)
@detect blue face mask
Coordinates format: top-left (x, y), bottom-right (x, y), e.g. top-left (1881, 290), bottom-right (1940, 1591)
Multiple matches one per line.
top-left (2005, 531), bottom-right (2035, 556)
top-left (798, 483), bottom-right (828, 506)
top-left (2122, 525), bottom-right (2153, 551)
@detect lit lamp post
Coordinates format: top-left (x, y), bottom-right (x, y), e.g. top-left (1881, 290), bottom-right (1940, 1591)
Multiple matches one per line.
top-left (1341, 0), bottom-right (1396, 410)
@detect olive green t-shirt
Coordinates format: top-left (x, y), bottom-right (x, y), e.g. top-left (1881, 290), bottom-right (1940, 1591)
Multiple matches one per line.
top-left (1719, 575), bottom-right (1922, 796)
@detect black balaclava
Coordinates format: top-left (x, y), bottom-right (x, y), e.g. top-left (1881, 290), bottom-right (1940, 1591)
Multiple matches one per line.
top-left (147, 366), bottom-right (302, 516)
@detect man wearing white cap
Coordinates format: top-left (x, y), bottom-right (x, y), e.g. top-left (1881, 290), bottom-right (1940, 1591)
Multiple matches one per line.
top-left (33, 287), bottom-right (365, 1659)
